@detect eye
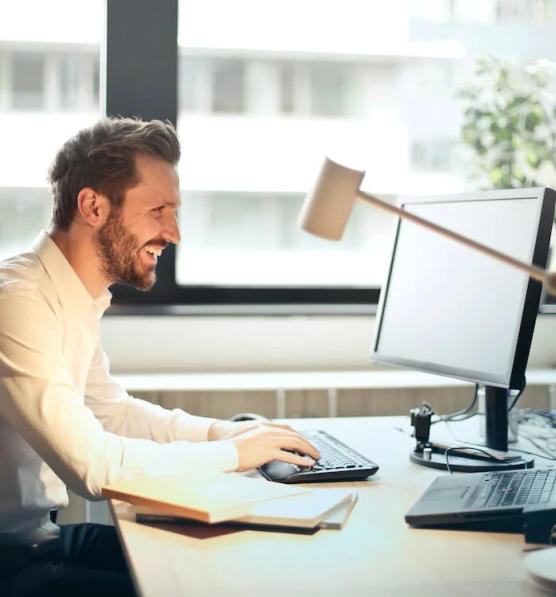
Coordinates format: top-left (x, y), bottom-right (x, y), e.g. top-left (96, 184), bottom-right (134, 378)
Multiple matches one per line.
top-left (152, 205), bottom-right (165, 214)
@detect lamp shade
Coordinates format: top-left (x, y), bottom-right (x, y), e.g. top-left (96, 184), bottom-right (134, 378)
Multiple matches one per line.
top-left (299, 156), bottom-right (556, 296)
top-left (297, 157), bottom-right (365, 240)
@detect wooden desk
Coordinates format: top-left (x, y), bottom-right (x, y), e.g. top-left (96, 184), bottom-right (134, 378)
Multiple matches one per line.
top-left (110, 417), bottom-right (550, 596)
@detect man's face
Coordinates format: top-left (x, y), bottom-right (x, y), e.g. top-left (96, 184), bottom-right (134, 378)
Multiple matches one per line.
top-left (96, 154), bottom-right (180, 290)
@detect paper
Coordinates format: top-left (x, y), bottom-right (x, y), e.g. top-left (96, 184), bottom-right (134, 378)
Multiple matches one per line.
top-left (234, 487), bottom-right (356, 528)
top-left (318, 491), bottom-right (359, 529)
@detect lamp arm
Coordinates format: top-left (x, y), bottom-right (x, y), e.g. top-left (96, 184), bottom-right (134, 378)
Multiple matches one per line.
top-left (356, 190), bottom-right (546, 284)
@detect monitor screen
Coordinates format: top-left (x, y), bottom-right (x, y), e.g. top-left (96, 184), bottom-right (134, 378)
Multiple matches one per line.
top-left (372, 188), bottom-right (554, 393)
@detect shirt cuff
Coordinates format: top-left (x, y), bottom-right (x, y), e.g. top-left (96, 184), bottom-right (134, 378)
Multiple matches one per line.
top-left (171, 439), bottom-right (239, 473)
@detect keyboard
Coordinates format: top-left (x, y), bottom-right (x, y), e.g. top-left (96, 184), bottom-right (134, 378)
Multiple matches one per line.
top-left (259, 430), bottom-right (379, 483)
top-left (466, 469), bottom-right (556, 509)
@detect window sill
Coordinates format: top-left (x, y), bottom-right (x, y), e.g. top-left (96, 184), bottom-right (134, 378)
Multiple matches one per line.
top-left (105, 303), bottom-right (379, 317)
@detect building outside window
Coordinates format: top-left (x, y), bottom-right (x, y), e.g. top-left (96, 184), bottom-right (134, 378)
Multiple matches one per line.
top-left (0, 0), bottom-right (101, 262)
top-left (175, 0), bottom-right (556, 295)
top-left (12, 54), bottom-right (45, 109)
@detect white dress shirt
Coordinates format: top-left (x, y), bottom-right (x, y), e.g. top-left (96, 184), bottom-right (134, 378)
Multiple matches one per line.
top-left (0, 232), bottom-right (238, 533)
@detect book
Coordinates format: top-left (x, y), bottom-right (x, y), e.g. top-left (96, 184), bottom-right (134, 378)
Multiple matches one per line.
top-left (234, 487), bottom-right (356, 528)
top-left (102, 471), bottom-right (308, 524)
top-left (318, 491), bottom-right (359, 529)
top-left (134, 487), bottom-right (358, 530)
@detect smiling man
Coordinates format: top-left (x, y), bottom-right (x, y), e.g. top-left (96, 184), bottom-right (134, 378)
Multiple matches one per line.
top-left (0, 118), bottom-right (319, 596)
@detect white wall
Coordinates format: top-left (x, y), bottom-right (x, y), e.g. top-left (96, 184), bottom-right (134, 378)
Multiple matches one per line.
top-left (100, 314), bottom-right (556, 373)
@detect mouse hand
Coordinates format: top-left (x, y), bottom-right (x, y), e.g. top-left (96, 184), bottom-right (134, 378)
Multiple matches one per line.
top-left (230, 426), bottom-right (321, 472)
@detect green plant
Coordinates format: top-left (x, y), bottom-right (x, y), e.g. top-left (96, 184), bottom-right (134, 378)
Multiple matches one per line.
top-left (458, 56), bottom-right (556, 189)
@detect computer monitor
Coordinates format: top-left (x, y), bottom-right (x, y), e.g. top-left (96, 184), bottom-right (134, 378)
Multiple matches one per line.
top-left (372, 187), bottom-right (555, 468)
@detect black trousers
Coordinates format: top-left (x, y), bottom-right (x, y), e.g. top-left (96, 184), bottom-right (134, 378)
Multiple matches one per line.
top-left (2, 523), bottom-right (136, 597)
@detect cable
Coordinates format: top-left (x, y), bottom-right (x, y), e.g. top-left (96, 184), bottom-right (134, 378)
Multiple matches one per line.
top-left (444, 446), bottom-right (500, 474)
top-left (428, 380), bottom-right (526, 430)
top-left (405, 382), bottom-right (555, 460)
top-left (429, 384), bottom-right (479, 426)
top-left (500, 444), bottom-right (556, 461)
top-left (518, 411), bottom-right (556, 459)
top-left (520, 408), bottom-right (556, 428)
top-left (393, 425), bottom-right (414, 437)
top-left (446, 383), bottom-right (479, 420)
top-left (444, 418), bottom-right (556, 462)
top-left (508, 376), bottom-right (527, 411)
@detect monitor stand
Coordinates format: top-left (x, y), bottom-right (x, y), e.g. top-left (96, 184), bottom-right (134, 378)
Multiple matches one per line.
top-left (409, 386), bottom-right (535, 472)
top-left (410, 446), bottom-right (534, 472)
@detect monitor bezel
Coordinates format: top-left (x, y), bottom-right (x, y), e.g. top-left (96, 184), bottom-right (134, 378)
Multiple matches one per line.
top-left (371, 187), bottom-right (555, 391)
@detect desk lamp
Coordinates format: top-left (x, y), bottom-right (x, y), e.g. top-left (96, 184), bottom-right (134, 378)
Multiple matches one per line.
top-left (298, 157), bottom-right (556, 296)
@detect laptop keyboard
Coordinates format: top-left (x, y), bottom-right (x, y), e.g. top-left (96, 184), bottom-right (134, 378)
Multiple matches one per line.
top-left (468, 469), bottom-right (556, 509)
top-left (259, 430), bottom-right (379, 483)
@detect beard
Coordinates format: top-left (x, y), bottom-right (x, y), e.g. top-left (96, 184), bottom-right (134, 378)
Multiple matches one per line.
top-left (96, 209), bottom-right (156, 291)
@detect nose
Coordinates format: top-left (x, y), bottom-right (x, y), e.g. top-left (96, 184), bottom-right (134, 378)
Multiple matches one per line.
top-left (162, 209), bottom-right (181, 244)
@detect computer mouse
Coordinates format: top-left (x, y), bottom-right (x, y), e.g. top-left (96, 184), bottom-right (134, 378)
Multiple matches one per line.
top-left (230, 412), bottom-right (269, 423)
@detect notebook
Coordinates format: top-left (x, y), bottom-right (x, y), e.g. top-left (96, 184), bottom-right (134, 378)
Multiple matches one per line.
top-left (405, 468), bottom-right (556, 530)
top-left (102, 471), bottom-right (308, 524)
top-left (134, 488), bottom-right (358, 530)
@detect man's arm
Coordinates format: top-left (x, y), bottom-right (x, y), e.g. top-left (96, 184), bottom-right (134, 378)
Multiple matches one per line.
top-left (0, 291), bottom-right (238, 499)
top-left (84, 342), bottom-right (321, 470)
top-left (85, 341), bottom-right (217, 442)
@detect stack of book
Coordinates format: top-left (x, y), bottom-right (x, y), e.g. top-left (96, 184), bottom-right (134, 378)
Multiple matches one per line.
top-left (102, 472), bottom-right (358, 531)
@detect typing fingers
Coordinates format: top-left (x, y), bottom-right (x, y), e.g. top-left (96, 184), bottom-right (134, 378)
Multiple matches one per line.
top-left (268, 433), bottom-right (321, 461)
top-left (273, 449), bottom-right (316, 467)
top-left (232, 426), bottom-right (321, 471)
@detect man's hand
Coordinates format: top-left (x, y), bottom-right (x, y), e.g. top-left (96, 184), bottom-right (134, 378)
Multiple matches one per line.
top-left (208, 420), bottom-right (321, 472)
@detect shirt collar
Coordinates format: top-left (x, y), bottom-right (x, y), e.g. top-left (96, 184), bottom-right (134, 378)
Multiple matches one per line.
top-left (32, 231), bottom-right (112, 317)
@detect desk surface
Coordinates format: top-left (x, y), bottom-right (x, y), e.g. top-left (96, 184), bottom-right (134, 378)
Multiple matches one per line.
top-left (110, 417), bottom-right (551, 597)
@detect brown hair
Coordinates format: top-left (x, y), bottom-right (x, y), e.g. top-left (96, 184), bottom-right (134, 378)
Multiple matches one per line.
top-left (48, 117), bottom-right (180, 230)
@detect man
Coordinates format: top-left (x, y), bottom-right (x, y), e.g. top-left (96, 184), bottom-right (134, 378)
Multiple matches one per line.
top-left (0, 117), bottom-right (319, 596)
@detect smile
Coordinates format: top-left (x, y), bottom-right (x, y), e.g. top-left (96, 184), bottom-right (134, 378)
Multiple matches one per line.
top-left (144, 246), bottom-right (162, 257)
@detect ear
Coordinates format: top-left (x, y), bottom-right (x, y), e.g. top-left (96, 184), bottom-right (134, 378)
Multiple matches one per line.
top-left (76, 187), bottom-right (111, 228)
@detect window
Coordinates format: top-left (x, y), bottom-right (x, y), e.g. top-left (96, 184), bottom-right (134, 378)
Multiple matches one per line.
top-left (179, 57), bottom-right (201, 111)
top-left (309, 62), bottom-right (350, 117)
top-left (12, 54), bottom-right (45, 109)
top-left (59, 55), bottom-right (82, 109)
top-left (411, 139), bottom-right (456, 172)
top-left (212, 60), bottom-right (244, 113)
top-left (0, 188), bottom-right (51, 262)
top-left (0, 0), bottom-right (102, 260)
top-left (2, 0), bottom-right (556, 311)
top-left (170, 0), bottom-right (556, 310)
top-left (279, 63), bottom-right (295, 114)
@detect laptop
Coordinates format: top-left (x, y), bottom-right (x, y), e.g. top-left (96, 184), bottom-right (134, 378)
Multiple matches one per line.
top-left (405, 468), bottom-right (556, 532)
